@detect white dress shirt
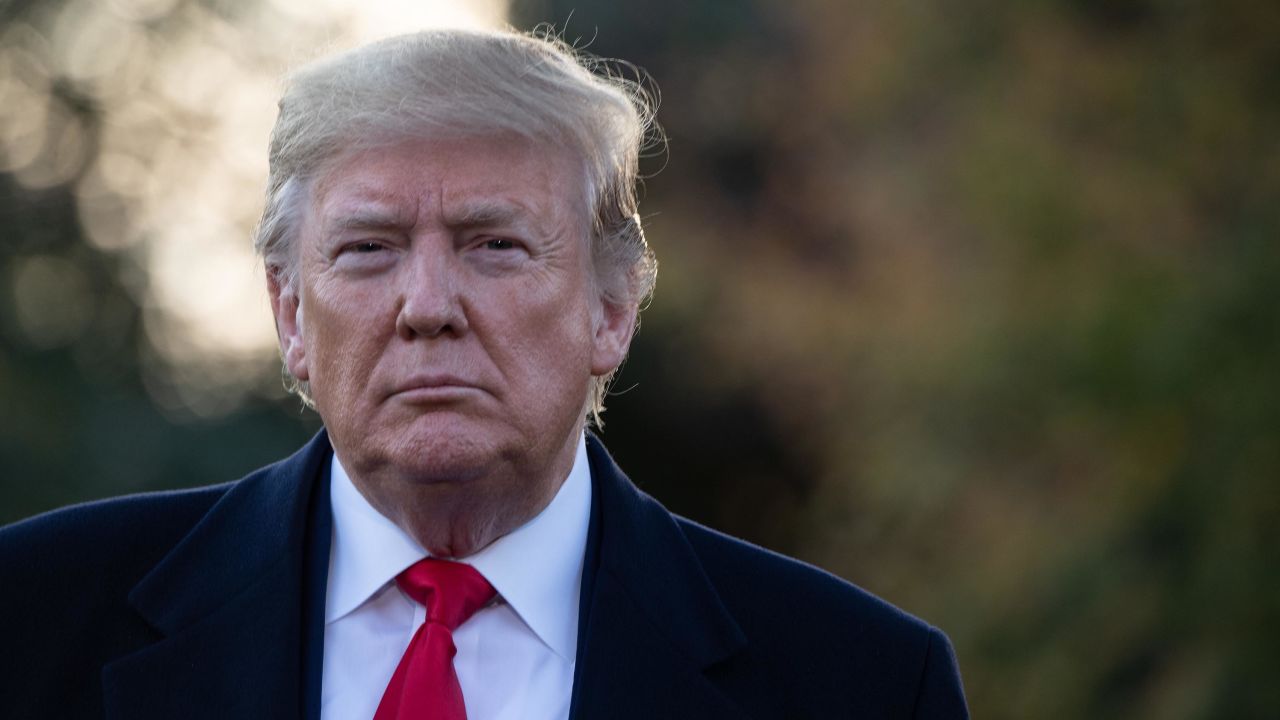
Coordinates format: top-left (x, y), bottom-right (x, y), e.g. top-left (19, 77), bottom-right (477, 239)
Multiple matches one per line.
top-left (321, 436), bottom-right (592, 720)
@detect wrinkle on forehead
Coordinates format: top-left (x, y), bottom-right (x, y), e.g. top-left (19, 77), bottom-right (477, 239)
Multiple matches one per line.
top-left (305, 172), bottom-right (420, 240)
top-left (307, 136), bottom-right (592, 248)
top-left (439, 194), bottom-right (577, 242)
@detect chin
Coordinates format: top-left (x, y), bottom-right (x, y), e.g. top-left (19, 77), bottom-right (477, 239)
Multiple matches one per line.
top-left (378, 416), bottom-right (511, 484)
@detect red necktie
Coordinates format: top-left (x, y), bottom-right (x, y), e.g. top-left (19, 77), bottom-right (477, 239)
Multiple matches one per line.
top-left (374, 559), bottom-right (496, 720)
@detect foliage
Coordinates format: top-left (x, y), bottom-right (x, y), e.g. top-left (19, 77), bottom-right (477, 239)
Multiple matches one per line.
top-left (516, 0), bottom-right (1280, 716)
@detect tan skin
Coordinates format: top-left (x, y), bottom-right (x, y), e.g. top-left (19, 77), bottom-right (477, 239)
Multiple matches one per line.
top-left (268, 135), bottom-right (636, 558)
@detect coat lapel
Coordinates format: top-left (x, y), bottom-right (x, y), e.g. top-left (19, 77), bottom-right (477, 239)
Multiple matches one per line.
top-left (100, 431), bottom-right (741, 718)
top-left (102, 432), bottom-right (333, 720)
top-left (571, 436), bottom-right (748, 719)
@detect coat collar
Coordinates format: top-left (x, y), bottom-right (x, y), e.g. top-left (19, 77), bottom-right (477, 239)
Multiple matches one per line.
top-left (570, 434), bottom-right (747, 719)
top-left (100, 430), bottom-right (747, 719)
top-left (103, 431), bottom-right (333, 720)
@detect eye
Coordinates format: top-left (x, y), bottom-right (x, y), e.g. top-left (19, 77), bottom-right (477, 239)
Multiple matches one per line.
top-left (466, 235), bottom-right (529, 272)
top-left (332, 239), bottom-right (397, 271)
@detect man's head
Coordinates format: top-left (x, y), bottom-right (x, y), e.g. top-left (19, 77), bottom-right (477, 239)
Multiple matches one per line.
top-left (255, 28), bottom-right (658, 422)
top-left (254, 29), bottom-right (658, 556)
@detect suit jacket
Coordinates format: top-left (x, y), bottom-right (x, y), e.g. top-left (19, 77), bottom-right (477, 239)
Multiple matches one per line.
top-left (0, 431), bottom-right (968, 718)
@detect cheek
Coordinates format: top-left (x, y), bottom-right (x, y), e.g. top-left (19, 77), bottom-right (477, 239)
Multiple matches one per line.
top-left (516, 293), bottom-right (597, 380)
top-left (302, 289), bottom-right (387, 401)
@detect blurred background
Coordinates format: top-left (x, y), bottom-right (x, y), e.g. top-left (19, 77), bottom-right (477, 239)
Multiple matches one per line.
top-left (2, 0), bottom-right (1277, 716)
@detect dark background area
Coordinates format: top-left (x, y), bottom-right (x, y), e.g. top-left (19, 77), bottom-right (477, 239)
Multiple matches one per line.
top-left (2, 0), bottom-right (1278, 717)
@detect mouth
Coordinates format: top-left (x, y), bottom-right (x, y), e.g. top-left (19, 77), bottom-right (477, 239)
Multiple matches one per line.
top-left (388, 374), bottom-right (486, 403)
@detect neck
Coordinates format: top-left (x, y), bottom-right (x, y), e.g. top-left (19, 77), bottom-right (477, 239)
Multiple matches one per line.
top-left (343, 432), bottom-right (581, 558)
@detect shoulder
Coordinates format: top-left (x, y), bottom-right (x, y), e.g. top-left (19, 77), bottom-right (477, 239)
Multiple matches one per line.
top-left (0, 484), bottom-right (233, 710)
top-left (0, 475), bottom-right (287, 716)
top-left (0, 484), bottom-right (232, 590)
top-left (0, 433), bottom-right (327, 583)
top-left (675, 517), bottom-right (968, 718)
top-left (676, 516), bottom-right (929, 636)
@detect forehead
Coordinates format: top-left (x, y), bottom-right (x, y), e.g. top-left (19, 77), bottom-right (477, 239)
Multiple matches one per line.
top-left (307, 135), bottom-right (590, 230)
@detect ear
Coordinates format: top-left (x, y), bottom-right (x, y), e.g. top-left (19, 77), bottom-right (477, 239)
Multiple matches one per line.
top-left (267, 266), bottom-right (309, 382)
top-left (590, 297), bottom-right (638, 376)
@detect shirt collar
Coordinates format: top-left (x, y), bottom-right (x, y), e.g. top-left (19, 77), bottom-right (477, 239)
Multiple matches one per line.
top-left (325, 435), bottom-right (592, 662)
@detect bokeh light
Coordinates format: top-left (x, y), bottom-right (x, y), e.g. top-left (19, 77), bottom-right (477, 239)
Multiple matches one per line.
top-left (0, 0), bottom-right (508, 418)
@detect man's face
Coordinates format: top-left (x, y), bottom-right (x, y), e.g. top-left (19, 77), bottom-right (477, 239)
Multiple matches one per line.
top-left (269, 135), bottom-right (634, 554)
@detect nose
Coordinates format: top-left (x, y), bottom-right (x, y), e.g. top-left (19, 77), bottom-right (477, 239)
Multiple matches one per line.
top-left (395, 241), bottom-right (468, 340)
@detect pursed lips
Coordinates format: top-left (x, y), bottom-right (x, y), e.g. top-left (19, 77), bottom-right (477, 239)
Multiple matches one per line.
top-left (386, 374), bottom-right (489, 402)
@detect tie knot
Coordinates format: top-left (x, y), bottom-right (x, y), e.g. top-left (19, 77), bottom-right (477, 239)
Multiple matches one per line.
top-left (395, 558), bottom-right (496, 631)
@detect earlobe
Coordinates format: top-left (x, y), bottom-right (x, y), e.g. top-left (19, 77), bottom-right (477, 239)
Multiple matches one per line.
top-left (590, 298), bottom-right (638, 376)
top-left (267, 267), bottom-right (309, 382)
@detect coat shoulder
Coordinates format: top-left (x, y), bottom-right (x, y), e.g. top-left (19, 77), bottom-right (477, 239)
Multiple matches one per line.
top-left (0, 435), bottom-right (329, 718)
top-left (675, 516), bottom-right (930, 636)
top-left (0, 484), bottom-right (235, 715)
top-left (0, 484), bottom-right (232, 582)
top-left (0, 484), bottom-right (235, 644)
top-left (674, 517), bottom-right (969, 718)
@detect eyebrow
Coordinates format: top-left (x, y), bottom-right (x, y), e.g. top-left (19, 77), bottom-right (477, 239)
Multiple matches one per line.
top-left (329, 207), bottom-right (411, 232)
top-left (446, 201), bottom-right (526, 230)
top-left (322, 198), bottom-right (543, 234)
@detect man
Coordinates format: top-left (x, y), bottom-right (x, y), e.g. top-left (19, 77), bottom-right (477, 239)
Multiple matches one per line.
top-left (0, 29), bottom-right (968, 719)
